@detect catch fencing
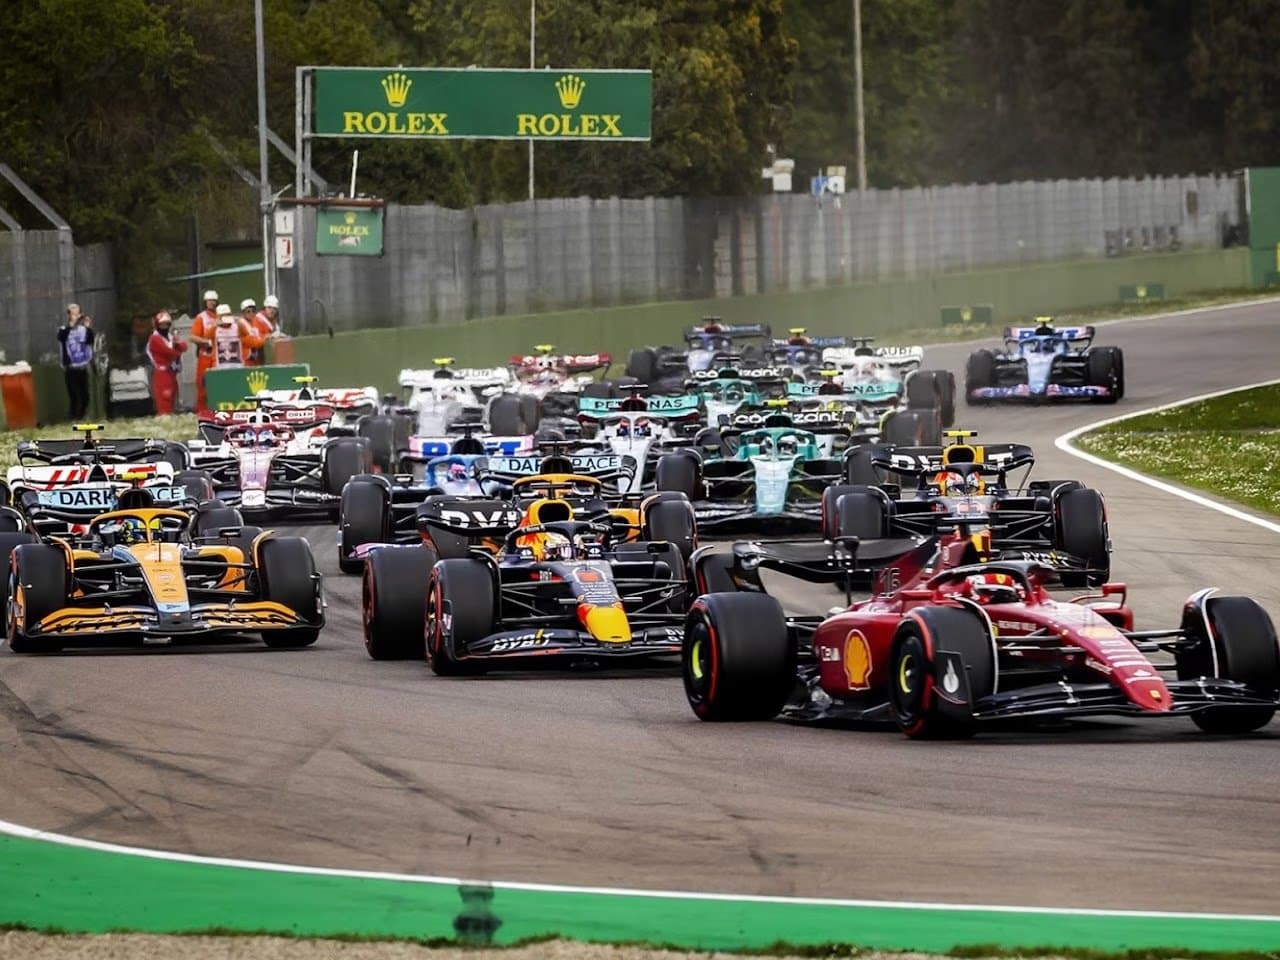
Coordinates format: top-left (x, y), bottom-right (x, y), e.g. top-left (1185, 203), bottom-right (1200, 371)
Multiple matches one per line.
top-left (280, 172), bottom-right (1243, 334)
top-left (0, 230), bottom-right (115, 364)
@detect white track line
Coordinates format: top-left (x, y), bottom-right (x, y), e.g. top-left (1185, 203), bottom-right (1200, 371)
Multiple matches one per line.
top-left (2, 815), bottom-right (1280, 923)
top-left (1056, 377), bottom-right (1280, 536)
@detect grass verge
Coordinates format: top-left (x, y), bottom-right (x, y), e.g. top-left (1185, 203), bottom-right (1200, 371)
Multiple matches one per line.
top-left (0, 414), bottom-right (196, 472)
top-left (1076, 382), bottom-right (1280, 518)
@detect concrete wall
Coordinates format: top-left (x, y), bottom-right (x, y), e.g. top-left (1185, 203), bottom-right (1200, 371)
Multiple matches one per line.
top-left (289, 247), bottom-right (1250, 394)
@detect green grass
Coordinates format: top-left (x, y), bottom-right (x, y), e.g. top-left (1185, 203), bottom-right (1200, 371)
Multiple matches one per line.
top-left (1077, 383), bottom-right (1280, 517)
top-left (0, 414), bottom-right (196, 472)
top-left (878, 286), bottom-right (1276, 347)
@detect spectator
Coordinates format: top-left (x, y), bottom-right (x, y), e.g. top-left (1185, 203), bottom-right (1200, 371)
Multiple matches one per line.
top-left (249, 294), bottom-right (280, 366)
top-left (57, 303), bottom-right (96, 420)
top-left (240, 297), bottom-right (267, 366)
top-left (146, 311), bottom-right (187, 415)
top-left (190, 289), bottom-right (220, 412)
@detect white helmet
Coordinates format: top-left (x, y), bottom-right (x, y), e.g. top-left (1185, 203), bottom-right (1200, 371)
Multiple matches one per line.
top-left (203, 289), bottom-right (219, 302)
top-left (263, 294), bottom-right (279, 309)
top-left (240, 297), bottom-right (257, 311)
top-left (215, 304), bottom-right (232, 318)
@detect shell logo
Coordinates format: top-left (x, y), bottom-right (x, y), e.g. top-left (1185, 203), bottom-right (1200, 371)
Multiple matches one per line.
top-left (844, 629), bottom-right (873, 690)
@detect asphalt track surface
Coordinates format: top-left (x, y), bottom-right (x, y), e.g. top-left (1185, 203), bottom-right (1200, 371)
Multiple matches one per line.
top-left (1, 302), bottom-right (1279, 916)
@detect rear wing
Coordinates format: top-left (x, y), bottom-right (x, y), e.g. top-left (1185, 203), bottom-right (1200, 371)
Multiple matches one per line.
top-left (401, 434), bottom-right (534, 462)
top-left (256, 387), bottom-right (377, 408)
top-left (398, 367), bottom-right (510, 388)
top-left (199, 405), bottom-right (336, 430)
top-left (577, 394), bottom-right (701, 418)
top-left (1004, 324), bottom-right (1095, 345)
top-left (417, 497), bottom-right (524, 539)
top-left (865, 442), bottom-right (1037, 477)
top-left (702, 535), bottom-right (929, 590)
top-left (8, 460), bottom-right (176, 490)
top-left (15, 437), bottom-right (166, 466)
top-left (477, 452), bottom-right (637, 493)
top-left (509, 352), bottom-right (612, 374)
top-left (683, 322), bottom-right (771, 344)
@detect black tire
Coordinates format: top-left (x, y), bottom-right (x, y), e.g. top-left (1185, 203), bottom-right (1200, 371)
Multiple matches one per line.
top-left (580, 381), bottom-right (615, 400)
top-left (519, 394), bottom-right (540, 432)
top-left (1180, 596), bottom-right (1279, 734)
top-left (641, 496), bottom-right (697, 563)
top-left (0, 509), bottom-right (25, 533)
top-left (173, 469), bottom-right (215, 503)
top-left (362, 545), bottom-right (438, 660)
top-left (193, 504), bottom-right (245, 539)
top-left (425, 559), bottom-right (496, 676)
top-left (7, 543), bottom-right (67, 654)
top-left (258, 537), bottom-right (323, 648)
top-left (905, 370), bottom-right (942, 410)
top-left (322, 438), bottom-right (373, 498)
top-left (655, 453), bottom-right (700, 501)
top-left (883, 409), bottom-right (940, 447)
top-left (0, 533), bottom-right (41, 634)
top-left (683, 593), bottom-right (794, 721)
top-left (1055, 488), bottom-right (1109, 588)
top-left (821, 485), bottom-right (887, 541)
top-left (1088, 347), bottom-right (1124, 403)
top-left (358, 415), bottom-right (398, 473)
top-left (339, 479), bottom-right (390, 574)
top-left (626, 347), bottom-right (658, 384)
top-left (888, 607), bottom-right (995, 739)
top-left (938, 371), bottom-right (957, 427)
top-left (964, 350), bottom-right (995, 404)
top-left (160, 441), bottom-right (189, 471)
top-left (488, 393), bottom-right (525, 436)
top-left (843, 445), bottom-right (880, 485)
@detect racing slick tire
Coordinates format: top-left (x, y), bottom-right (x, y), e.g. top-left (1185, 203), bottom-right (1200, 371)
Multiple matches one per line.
top-left (193, 503), bottom-right (245, 539)
top-left (964, 350), bottom-right (995, 405)
top-left (641, 495), bottom-right (697, 563)
top-left (160, 441), bottom-right (189, 471)
top-left (580, 381), bottom-right (615, 400)
top-left (358, 415), bottom-right (398, 473)
top-left (905, 369), bottom-right (945, 413)
top-left (425, 558), bottom-right (496, 676)
top-left (821, 485), bottom-right (887, 541)
top-left (883, 409), bottom-right (941, 447)
top-left (937, 371), bottom-right (957, 427)
top-left (339, 478), bottom-right (390, 574)
top-left (0, 508), bottom-right (24, 533)
top-left (322, 437), bottom-right (374, 502)
top-left (0, 532), bottom-right (41, 634)
top-left (1054, 488), bottom-right (1109, 588)
top-left (1179, 596), bottom-right (1279, 734)
top-left (259, 537), bottom-right (323, 648)
top-left (488, 393), bottom-right (526, 436)
top-left (1087, 347), bottom-right (1125, 403)
top-left (173, 469), bottom-right (216, 503)
top-left (655, 453), bottom-right (701, 502)
top-left (682, 593), bottom-right (794, 721)
top-left (363, 545), bottom-right (439, 660)
top-left (626, 348), bottom-right (658, 385)
top-left (842, 445), bottom-right (880, 486)
top-left (889, 607), bottom-right (996, 739)
top-left (519, 394), bottom-right (541, 432)
top-left (6, 543), bottom-right (67, 654)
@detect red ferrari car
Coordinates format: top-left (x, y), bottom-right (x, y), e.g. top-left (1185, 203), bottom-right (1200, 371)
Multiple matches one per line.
top-left (683, 532), bottom-right (1280, 738)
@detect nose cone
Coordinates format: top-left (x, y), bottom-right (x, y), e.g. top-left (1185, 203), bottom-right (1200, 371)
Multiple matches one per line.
top-left (580, 603), bottom-right (632, 645)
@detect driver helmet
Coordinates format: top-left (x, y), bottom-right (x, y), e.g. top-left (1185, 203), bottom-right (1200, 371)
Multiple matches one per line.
top-left (256, 427), bottom-right (277, 447)
top-left (520, 530), bottom-right (571, 561)
top-left (447, 461), bottom-right (469, 484)
top-left (972, 572), bottom-right (1022, 605)
top-left (111, 517), bottom-right (149, 546)
top-left (937, 470), bottom-right (981, 497)
top-left (777, 435), bottom-right (799, 457)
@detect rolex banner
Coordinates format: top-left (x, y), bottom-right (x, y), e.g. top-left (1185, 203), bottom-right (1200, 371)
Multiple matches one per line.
top-left (205, 365), bottom-right (311, 412)
top-left (311, 68), bottom-right (652, 141)
top-left (315, 207), bottom-right (384, 256)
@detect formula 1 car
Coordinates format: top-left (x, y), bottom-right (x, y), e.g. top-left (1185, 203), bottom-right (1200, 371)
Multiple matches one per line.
top-left (337, 448), bottom-right (695, 573)
top-left (625, 319), bottom-right (774, 391)
top-left (574, 391), bottom-right (703, 492)
top-left (682, 531), bottom-right (1280, 737)
top-left (5, 425), bottom-right (213, 538)
top-left (508, 344), bottom-right (614, 421)
top-left (360, 496), bottom-right (692, 671)
top-left (257, 376), bottom-right (409, 472)
top-left (654, 406), bottom-right (847, 531)
top-left (398, 358), bottom-right (537, 438)
top-left (186, 404), bottom-right (371, 519)
top-left (832, 430), bottom-right (1110, 585)
top-left (5, 506), bottom-right (323, 653)
top-left (965, 319), bottom-right (1125, 404)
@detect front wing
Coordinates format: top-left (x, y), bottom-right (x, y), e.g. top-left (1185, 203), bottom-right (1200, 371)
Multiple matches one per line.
top-left (457, 625), bottom-right (683, 663)
top-left (23, 600), bottom-right (315, 643)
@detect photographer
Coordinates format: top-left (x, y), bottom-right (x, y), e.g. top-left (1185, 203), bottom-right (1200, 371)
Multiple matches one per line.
top-left (57, 303), bottom-right (96, 420)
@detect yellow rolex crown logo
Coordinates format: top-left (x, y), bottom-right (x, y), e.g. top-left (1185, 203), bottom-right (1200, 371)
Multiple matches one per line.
top-left (555, 74), bottom-right (585, 110)
top-left (246, 370), bottom-right (270, 394)
top-left (344, 211), bottom-right (357, 225)
top-left (381, 72), bottom-right (412, 108)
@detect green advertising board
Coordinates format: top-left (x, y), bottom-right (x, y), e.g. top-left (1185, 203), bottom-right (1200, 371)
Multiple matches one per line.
top-left (311, 67), bottom-right (652, 141)
top-left (204, 364), bottom-right (311, 411)
top-left (315, 207), bottom-right (384, 256)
